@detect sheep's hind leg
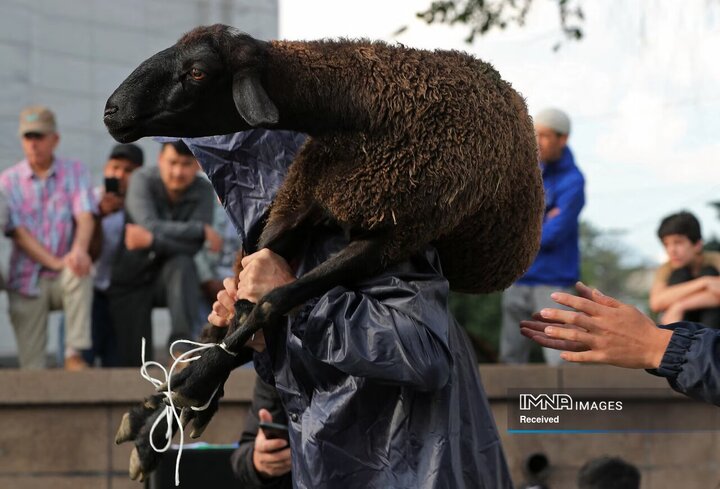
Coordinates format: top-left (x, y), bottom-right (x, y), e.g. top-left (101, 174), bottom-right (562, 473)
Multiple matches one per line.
top-left (169, 236), bottom-right (388, 407)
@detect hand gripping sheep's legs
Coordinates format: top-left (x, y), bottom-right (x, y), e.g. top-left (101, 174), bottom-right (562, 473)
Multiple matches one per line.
top-left (167, 236), bottom-right (387, 409)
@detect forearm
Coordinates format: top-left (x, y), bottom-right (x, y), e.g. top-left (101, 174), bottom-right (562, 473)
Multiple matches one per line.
top-left (72, 212), bottom-right (94, 251)
top-left (540, 184), bottom-right (584, 249)
top-left (152, 233), bottom-right (205, 255)
top-left (676, 290), bottom-right (720, 313)
top-left (12, 227), bottom-right (62, 270)
top-left (148, 220), bottom-right (206, 242)
top-left (650, 278), bottom-right (708, 312)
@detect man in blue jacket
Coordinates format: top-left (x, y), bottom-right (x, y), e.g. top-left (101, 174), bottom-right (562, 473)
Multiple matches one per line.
top-left (500, 108), bottom-right (585, 365)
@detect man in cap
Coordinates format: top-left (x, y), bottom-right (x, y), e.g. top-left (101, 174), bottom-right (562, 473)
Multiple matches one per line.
top-left (0, 106), bottom-right (97, 370)
top-left (83, 143), bottom-right (144, 367)
top-left (499, 107), bottom-right (585, 365)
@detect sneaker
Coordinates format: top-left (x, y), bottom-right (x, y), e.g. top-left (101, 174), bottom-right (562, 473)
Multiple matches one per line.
top-left (64, 353), bottom-right (90, 371)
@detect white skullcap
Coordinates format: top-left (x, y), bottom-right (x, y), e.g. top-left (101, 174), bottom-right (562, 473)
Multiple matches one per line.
top-left (534, 108), bottom-right (571, 135)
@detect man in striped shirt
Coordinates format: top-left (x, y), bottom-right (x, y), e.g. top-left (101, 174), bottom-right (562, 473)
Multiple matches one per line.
top-left (0, 106), bottom-right (96, 370)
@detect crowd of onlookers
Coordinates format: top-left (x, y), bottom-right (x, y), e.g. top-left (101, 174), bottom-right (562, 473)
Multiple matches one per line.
top-left (0, 105), bottom-right (237, 369)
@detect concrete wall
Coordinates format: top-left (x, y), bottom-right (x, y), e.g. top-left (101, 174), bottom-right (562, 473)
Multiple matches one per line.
top-left (0, 0), bottom-right (279, 360)
top-left (1, 365), bottom-right (718, 489)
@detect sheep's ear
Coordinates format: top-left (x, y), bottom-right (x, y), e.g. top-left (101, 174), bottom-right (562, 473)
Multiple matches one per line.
top-left (232, 74), bottom-right (279, 127)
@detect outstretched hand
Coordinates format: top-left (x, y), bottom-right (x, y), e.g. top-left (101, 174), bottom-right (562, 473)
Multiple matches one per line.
top-left (520, 282), bottom-right (673, 369)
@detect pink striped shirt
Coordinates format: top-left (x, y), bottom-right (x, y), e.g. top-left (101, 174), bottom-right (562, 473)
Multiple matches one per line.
top-left (0, 157), bottom-right (96, 296)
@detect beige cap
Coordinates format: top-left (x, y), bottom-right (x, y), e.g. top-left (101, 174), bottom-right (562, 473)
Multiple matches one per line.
top-left (18, 105), bottom-right (57, 136)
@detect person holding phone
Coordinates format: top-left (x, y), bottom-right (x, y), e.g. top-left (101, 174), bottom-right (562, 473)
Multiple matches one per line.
top-left (83, 143), bottom-right (144, 367)
top-left (231, 376), bottom-right (292, 488)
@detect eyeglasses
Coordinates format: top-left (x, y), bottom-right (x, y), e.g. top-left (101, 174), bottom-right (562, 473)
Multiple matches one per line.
top-left (23, 132), bottom-right (48, 140)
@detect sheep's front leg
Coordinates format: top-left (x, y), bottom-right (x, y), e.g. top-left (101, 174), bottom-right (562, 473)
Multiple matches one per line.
top-left (230, 236), bottom-right (388, 349)
top-left (168, 236), bottom-right (387, 408)
top-left (115, 350), bottom-right (250, 481)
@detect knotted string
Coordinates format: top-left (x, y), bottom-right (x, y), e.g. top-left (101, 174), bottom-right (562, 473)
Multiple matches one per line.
top-left (139, 338), bottom-right (231, 486)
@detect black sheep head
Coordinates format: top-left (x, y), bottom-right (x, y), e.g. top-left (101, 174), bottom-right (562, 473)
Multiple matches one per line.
top-left (104, 24), bottom-right (279, 143)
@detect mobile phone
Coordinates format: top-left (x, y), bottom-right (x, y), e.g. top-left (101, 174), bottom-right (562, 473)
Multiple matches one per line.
top-left (258, 421), bottom-right (289, 441)
top-left (104, 177), bottom-right (120, 194)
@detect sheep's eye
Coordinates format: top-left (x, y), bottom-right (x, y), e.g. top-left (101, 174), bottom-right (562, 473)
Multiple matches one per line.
top-left (189, 68), bottom-right (206, 81)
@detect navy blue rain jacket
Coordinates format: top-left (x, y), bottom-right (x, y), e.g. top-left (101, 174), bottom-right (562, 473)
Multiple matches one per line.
top-left (518, 146), bottom-right (585, 287)
top-left (184, 131), bottom-right (513, 489)
top-left (650, 321), bottom-right (720, 406)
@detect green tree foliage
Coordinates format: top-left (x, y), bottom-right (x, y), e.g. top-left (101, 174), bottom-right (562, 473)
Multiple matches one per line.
top-left (448, 291), bottom-right (503, 362)
top-left (404, 0), bottom-right (584, 50)
top-left (578, 221), bottom-right (636, 299)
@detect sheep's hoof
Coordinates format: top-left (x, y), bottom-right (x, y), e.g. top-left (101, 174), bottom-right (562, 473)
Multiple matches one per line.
top-left (190, 420), bottom-right (209, 439)
top-left (115, 412), bottom-right (133, 445)
top-left (129, 447), bottom-right (144, 481)
top-left (115, 394), bottom-right (166, 446)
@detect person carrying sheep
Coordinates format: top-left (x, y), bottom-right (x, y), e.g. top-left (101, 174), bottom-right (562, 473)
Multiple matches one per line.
top-left (103, 25), bottom-right (543, 486)
top-left (194, 131), bottom-right (512, 488)
top-left (208, 172), bottom-right (514, 489)
top-left (500, 107), bottom-right (585, 366)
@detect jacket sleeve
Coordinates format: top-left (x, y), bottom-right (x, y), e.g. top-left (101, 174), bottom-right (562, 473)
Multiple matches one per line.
top-left (540, 174), bottom-right (585, 250)
top-left (650, 322), bottom-right (720, 406)
top-left (295, 248), bottom-right (453, 392)
top-left (230, 377), bottom-right (290, 488)
top-left (125, 171), bottom-right (213, 255)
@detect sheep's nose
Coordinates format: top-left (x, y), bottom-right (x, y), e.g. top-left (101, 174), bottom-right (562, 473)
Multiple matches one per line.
top-left (104, 105), bottom-right (119, 118)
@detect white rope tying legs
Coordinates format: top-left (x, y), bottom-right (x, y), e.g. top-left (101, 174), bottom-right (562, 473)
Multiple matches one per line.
top-left (139, 337), bottom-right (228, 486)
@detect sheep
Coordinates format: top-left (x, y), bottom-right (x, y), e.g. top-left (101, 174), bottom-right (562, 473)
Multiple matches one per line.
top-left (104, 24), bottom-right (543, 480)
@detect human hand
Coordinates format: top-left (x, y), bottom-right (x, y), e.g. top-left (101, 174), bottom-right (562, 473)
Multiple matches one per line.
top-left (520, 282), bottom-right (673, 369)
top-left (98, 192), bottom-right (124, 217)
top-left (125, 223), bottom-right (153, 250)
top-left (237, 249), bottom-right (295, 303)
top-left (521, 312), bottom-right (590, 353)
top-left (63, 246), bottom-right (91, 277)
top-left (253, 409), bottom-right (291, 479)
top-left (208, 276), bottom-right (269, 351)
top-left (204, 224), bottom-right (223, 253)
top-left (520, 282), bottom-right (595, 353)
top-left (208, 277), bottom-right (238, 328)
top-left (546, 207), bottom-right (561, 219)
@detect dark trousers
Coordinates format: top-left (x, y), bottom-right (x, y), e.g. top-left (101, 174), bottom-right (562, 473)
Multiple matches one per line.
top-left (82, 289), bottom-right (119, 367)
top-left (108, 254), bottom-right (202, 367)
top-left (668, 265), bottom-right (720, 329)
